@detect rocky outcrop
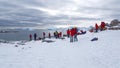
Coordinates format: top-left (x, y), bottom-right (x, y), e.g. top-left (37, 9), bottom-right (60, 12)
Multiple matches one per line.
top-left (110, 19), bottom-right (120, 26)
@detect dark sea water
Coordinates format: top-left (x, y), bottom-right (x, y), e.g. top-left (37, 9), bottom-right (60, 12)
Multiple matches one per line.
top-left (0, 28), bottom-right (67, 41)
top-left (0, 29), bottom-right (57, 41)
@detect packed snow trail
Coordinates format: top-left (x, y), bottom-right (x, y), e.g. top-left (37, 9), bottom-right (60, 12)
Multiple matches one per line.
top-left (0, 30), bottom-right (120, 68)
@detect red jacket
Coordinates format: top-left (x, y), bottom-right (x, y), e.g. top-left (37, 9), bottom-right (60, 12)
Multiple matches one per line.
top-left (70, 29), bottom-right (75, 37)
top-left (67, 29), bottom-right (70, 35)
top-left (59, 32), bottom-right (62, 37)
top-left (101, 22), bottom-right (105, 29)
top-left (95, 23), bottom-right (99, 30)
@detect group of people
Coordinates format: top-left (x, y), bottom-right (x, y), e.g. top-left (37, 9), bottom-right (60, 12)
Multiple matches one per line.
top-left (29, 32), bottom-right (49, 41)
top-left (29, 33), bottom-right (37, 41)
top-left (29, 22), bottom-right (106, 42)
top-left (29, 31), bottom-right (63, 41)
top-left (67, 27), bottom-right (78, 42)
top-left (54, 31), bottom-right (62, 39)
top-left (95, 22), bottom-right (106, 32)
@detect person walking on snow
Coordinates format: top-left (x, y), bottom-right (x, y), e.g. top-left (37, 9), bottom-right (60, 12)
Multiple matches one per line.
top-left (69, 28), bottom-right (74, 42)
top-left (59, 32), bottom-right (62, 38)
top-left (95, 23), bottom-right (99, 32)
top-left (67, 29), bottom-right (70, 38)
top-left (73, 27), bottom-right (78, 42)
top-left (100, 22), bottom-right (106, 31)
top-left (55, 31), bottom-right (59, 39)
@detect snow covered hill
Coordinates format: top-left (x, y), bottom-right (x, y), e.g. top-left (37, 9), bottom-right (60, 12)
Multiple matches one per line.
top-left (0, 30), bottom-right (120, 68)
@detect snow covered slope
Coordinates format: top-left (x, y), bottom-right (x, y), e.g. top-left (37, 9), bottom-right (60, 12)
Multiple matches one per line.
top-left (0, 30), bottom-right (120, 68)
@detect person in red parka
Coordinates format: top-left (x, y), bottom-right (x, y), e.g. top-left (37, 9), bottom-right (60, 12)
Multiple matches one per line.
top-left (67, 29), bottom-right (70, 38)
top-left (100, 22), bottom-right (105, 31)
top-left (59, 32), bottom-right (62, 38)
top-left (29, 34), bottom-right (32, 41)
top-left (95, 23), bottom-right (99, 32)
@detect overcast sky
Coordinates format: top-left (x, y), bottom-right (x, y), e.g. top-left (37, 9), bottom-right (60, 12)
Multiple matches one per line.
top-left (0, 0), bottom-right (120, 28)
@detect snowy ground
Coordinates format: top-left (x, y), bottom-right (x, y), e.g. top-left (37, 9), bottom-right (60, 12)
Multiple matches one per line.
top-left (0, 30), bottom-right (120, 68)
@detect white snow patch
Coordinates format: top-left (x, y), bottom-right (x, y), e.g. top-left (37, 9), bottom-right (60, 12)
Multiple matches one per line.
top-left (0, 30), bottom-right (120, 68)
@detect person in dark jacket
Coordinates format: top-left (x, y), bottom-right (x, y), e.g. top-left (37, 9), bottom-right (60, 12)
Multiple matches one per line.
top-left (43, 32), bottom-right (45, 39)
top-left (69, 28), bottom-right (74, 42)
top-left (54, 32), bottom-right (56, 38)
top-left (34, 33), bottom-right (37, 41)
top-left (54, 31), bottom-right (58, 39)
top-left (48, 33), bottom-right (51, 39)
top-left (29, 34), bottom-right (32, 41)
top-left (73, 27), bottom-right (78, 42)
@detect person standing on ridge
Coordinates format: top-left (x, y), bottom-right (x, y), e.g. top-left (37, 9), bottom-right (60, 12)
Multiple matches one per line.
top-left (73, 27), bottom-right (78, 42)
top-left (100, 22), bottom-right (106, 31)
top-left (59, 32), bottom-right (62, 38)
top-left (95, 23), bottom-right (99, 32)
top-left (48, 33), bottom-right (51, 39)
top-left (67, 29), bottom-right (70, 38)
top-left (34, 33), bottom-right (37, 41)
top-left (55, 31), bottom-right (58, 39)
top-left (29, 34), bottom-right (32, 41)
top-left (43, 32), bottom-right (46, 39)
top-left (69, 28), bottom-right (74, 42)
